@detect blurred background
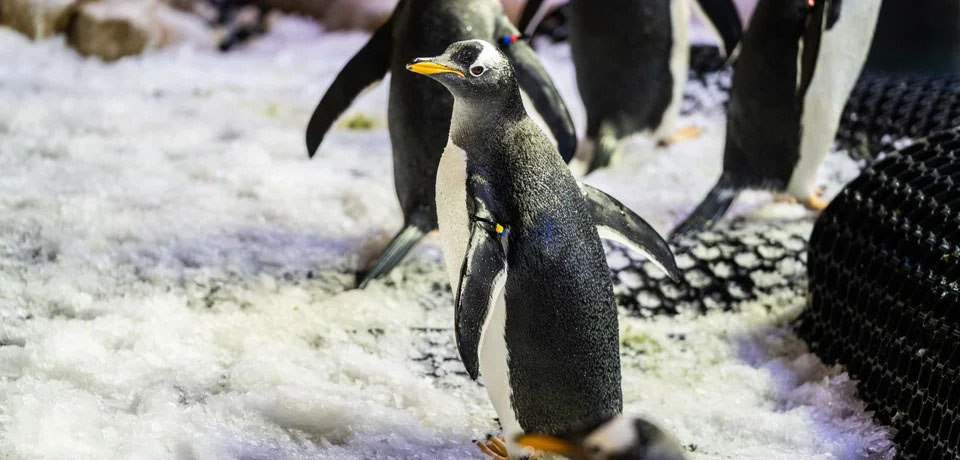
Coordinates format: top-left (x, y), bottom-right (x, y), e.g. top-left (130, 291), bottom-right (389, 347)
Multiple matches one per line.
top-left (0, 1), bottom-right (956, 459)
top-left (1, 0), bottom-right (956, 71)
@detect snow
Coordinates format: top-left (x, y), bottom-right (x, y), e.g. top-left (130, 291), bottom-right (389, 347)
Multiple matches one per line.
top-left (0, 15), bottom-right (893, 460)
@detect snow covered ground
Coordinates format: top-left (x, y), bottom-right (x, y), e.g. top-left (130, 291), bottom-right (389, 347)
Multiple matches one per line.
top-left (0, 16), bottom-right (894, 460)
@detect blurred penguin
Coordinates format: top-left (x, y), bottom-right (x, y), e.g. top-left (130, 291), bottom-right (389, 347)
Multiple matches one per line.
top-left (305, 0), bottom-right (577, 287)
top-left (519, 0), bottom-right (742, 174)
top-left (670, 0), bottom-right (881, 238)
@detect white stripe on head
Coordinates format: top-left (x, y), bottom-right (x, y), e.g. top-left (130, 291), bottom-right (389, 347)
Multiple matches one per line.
top-left (583, 416), bottom-right (637, 456)
top-left (464, 39), bottom-right (508, 74)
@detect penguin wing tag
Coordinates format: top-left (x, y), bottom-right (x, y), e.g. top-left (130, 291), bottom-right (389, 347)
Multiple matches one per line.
top-left (455, 220), bottom-right (507, 381)
top-left (691, 0), bottom-right (743, 60)
top-left (579, 183), bottom-right (683, 281)
top-left (496, 17), bottom-right (578, 163)
top-left (305, 14), bottom-right (394, 158)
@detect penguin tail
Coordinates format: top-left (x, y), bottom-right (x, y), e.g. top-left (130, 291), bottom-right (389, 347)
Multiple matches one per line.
top-left (587, 122), bottom-right (619, 174)
top-left (670, 175), bottom-right (739, 240)
top-left (356, 223), bottom-right (428, 288)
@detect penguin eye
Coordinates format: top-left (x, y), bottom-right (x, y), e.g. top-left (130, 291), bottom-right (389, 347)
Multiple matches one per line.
top-left (470, 65), bottom-right (486, 77)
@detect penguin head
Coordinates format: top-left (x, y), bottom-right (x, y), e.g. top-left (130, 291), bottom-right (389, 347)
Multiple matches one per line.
top-left (514, 416), bottom-right (686, 460)
top-left (406, 39), bottom-right (518, 104)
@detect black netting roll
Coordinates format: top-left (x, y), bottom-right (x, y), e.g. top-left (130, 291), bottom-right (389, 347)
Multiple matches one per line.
top-left (837, 74), bottom-right (960, 158)
top-left (797, 127), bottom-right (960, 459)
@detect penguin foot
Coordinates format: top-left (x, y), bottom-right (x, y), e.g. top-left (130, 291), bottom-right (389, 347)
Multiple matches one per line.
top-left (477, 436), bottom-right (509, 460)
top-left (658, 126), bottom-right (703, 147)
top-left (803, 188), bottom-right (829, 211)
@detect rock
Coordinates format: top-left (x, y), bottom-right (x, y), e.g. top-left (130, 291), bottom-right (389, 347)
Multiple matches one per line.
top-left (156, 3), bottom-right (215, 48)
top-left (0, 0), bottom-right (78, 39)
top-left (67, 0), bottom-right (164, 61)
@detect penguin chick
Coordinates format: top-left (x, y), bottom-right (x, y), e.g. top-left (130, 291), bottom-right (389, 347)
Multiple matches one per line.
top-left (516, 416), bottom-right (686, 460)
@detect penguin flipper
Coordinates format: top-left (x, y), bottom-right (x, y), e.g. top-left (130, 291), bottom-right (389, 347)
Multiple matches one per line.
top-left (669, 175), bottom-right (739, 240)
top-left (496, 17), bottom-right (578, 163)
top-left (305, 14), bottom-right (394, 158)
top-left (455, 217), bottom-right (507, 381)
top-left (797, 0), bottom-right (829, 106)
top-left (691, 0), bottom-right (743, 60)
top-left (517, 0), bottom-right (547, 37)
top-left (356, 224), bottom-right (427, 288)
top-left (579, 184), bottom-right (682, 281)
top-left (823, 0), bottom-right (843, 29)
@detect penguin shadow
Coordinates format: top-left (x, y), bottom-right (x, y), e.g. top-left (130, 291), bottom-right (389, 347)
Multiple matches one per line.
top-left (173, 428), bottom-right (477, 460)
top-left (125, 225), bottom-right (375, 300)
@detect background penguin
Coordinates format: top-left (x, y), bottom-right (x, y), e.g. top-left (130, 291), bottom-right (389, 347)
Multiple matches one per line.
top-left (305, 0), bottom-right (577, 287)
top-left (516, 416), bottom-right (686, 460)
top-left (670, 0), bottom-right (882, 238)
top-left (407, 39), bottom-right (681, 459)
top-left (518, 0), bottom-right (743, 173)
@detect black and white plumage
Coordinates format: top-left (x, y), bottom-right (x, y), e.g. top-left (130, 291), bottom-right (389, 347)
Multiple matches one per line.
top-left (519, 0), bottom-right (742, 173)
top-left (515, 416), bottom-right (687, 460)
top-left (305, 0), bottom-right (577, 288)
top-left (407, 39), bottom-right (680, 459)
top-left (671, 0), bottom-right (882, 238)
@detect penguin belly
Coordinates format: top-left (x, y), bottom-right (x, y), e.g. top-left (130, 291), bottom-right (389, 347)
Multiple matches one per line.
top-left (435, 140), bottom-right (470, 287)
top-left (435, 139), bottom-right (524, 456)
top-left (478, 281), bottom-right (524, 455)
top-left (654, 0), bottom-right (691, 141)
top-left (787, 0), bottom-right (882, 199)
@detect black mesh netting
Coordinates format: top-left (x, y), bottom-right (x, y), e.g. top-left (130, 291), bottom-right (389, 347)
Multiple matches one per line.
top-left (681, 45), bottom-right (731, 116)
top-left (796, 127), bottom-right (960, 459)
top-left (609, 217), bottom-right (811, 316)
top-left (837, 74), bottom-right (960, 158)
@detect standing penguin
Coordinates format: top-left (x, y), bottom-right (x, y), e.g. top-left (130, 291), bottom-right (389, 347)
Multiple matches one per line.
top-left (670, 0), bottom-right (882, 238)
top-left (516, 416), bottom-right (686, 460)
top-left (407, 40), bottom-right (681, 459)
top-left (306, 0), bottom-right (577, 287)
top-left (519, 0), bottom-right (743, 173)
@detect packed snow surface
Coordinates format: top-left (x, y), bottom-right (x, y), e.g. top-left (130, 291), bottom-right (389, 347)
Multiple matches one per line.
top-left (0, 16), bottom-right (892, 460)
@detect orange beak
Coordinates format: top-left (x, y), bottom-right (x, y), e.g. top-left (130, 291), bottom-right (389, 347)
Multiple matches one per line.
top-left (405, 59), bottom-right (465, 78)
top-left (514, 434), bottom-right (585, 459)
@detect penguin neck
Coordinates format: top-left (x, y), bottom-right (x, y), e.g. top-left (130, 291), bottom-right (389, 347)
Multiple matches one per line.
top-left (449, 91), bottom-right (524, 147)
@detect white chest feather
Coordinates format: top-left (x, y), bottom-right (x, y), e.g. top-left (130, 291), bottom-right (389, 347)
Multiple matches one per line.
top-left (788, 0), bottom-right (882, 198)
top-left (435, 139), bottom-right (521, 452)
top-left (436, 140), bottom-right (470, 288)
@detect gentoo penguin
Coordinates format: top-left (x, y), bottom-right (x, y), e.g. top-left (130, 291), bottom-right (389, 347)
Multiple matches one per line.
top-left (670, 0), bottom-right (881, 238)
top-left (519, 0), bottom-right (743, 173)
top-left (515, 416), bottom-right (686, 460)
top-left (305, 0), bottom-right (577, 287)
top-left (406, 39), bottom-right (681, 459)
